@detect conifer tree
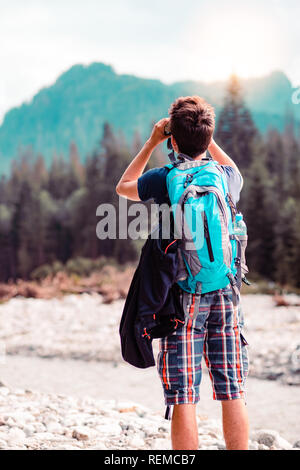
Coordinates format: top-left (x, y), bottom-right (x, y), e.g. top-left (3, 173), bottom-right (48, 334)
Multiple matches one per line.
top-left (243, 154), bottom-right (276, 279)
top-left (215, 74), bottom-right (258, 171)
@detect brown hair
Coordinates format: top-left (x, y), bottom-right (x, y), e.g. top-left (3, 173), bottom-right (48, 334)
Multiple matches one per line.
top-left (169, 96), bottom-right (215, 157)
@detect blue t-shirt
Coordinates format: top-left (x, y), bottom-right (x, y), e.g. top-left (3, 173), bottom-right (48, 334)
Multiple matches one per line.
top-left (138, 163), bottom-right (243, 206)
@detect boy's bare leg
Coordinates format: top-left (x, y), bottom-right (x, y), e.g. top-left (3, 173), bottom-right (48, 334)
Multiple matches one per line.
top-left (221, 399), bottom-right (249, 450)
top-left (171, 404), bottom-right (198, 450)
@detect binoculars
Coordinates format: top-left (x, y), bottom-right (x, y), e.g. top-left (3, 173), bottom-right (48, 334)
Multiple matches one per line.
top-left (164, 121), bottom-right (171, 136)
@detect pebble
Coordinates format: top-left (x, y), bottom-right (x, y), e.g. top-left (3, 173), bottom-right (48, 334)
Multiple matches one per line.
top-left (23, 424), bottom-right (35, 437)
top-left (151, 438), bottom-right (172, 450)
top-left (0, 439), bottom-right (7, 448)
top-left (7, 428), bottom-right (26, 445)
top-left (72, 428), bottom-right (90, 441)
top-left (46, 422), bottom-right (63, 434)
top-left (6, 417), bottom-right (15, 427)
top-left (128, 436), bottom-right (145, 448)
top-left (95, 423), bottom-right (122, 436)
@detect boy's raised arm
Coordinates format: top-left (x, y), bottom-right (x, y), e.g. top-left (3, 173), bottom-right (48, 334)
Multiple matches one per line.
top-left (208, 138), bottom-right (242, 178)
top-left (116, 118), bottom-right (169, 200)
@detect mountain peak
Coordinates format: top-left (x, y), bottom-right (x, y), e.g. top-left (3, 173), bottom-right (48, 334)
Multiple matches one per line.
top-left (56, 62), bottom-right (115, 85)
top-left (267, 70), bottom-right (291, 87)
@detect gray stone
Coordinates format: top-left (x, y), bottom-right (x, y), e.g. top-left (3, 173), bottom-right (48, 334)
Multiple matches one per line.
top-left (252, 429), bottom-right (292, 450)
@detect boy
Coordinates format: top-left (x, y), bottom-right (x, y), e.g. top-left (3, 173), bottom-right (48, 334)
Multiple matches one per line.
top-left (116, 96), bottom-right (249, 450)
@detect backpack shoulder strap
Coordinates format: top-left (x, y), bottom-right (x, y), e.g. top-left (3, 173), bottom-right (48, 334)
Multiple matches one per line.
top-left (164, 163), bottom-right (174, 172)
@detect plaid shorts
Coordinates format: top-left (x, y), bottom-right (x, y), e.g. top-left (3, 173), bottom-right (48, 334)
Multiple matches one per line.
top-left (157, 286), bottom-right (249, 405)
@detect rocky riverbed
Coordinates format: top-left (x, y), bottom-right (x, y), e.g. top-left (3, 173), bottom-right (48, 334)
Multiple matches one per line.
top-left (242, 294), bottom-right (300, 385)
top-left (0, 293), bottom-right (299, 385)
top-left (0, 383), bottom-right (297, 450)
top-left (0, 292), bottom-right (299, 450)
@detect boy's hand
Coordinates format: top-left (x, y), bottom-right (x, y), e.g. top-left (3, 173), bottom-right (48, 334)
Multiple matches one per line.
top-left (147, 118), bottom-right (170, 148)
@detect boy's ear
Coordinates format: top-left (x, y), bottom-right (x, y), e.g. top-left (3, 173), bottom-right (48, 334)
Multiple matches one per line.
top-left (171, 135), bottom-right (179, 153)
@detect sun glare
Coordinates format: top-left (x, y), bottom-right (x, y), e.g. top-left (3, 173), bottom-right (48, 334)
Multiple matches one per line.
top-left (184, 2), bottom-right (284, 82)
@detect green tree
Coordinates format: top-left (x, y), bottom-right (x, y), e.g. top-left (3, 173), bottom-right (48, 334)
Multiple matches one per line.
top-left (215, 74), bottom-right (258, 171)
top-left (243, 154), bottom-right (276, 279)
top-left (274, 197), bottom-right (299, 286)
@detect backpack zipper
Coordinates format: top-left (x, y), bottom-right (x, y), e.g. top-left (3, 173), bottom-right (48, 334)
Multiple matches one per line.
top-left (164, 239), bottom-right (177, 254)
top-left (184, 174), bottom-right (194, 188)
top-left (203, 212), bottom-right (214, 262)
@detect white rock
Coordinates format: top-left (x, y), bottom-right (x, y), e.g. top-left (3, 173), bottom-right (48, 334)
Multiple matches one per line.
top-left (249, 441), bottom-right (259, 450)
top-left (61, 418), bottom-right (80, 427)
top-left (7, 428), bottom-right (26, 445)
top-left (0, 431), bottom-right (8, 440)
top-left (33, 432), bottom-right (57, 440)
top-left (95, 423), bottom-right (122, 436)
top-left (72, 426), bottom-right (96, 441)
top-left (258, 443), bottom-right (270, 450)
top-left (199, 437), bottom-right (217, 446)
top-left (141, 424), bottom-right (160, 436)
top-left (23, 424), bottom-right (35, 437)
top-left (0, 439), bottom-right (7, 449)
top-left (274, 435), bottom-right (293, 450)
top-left (6, 417), bottom-right (15, 427)
top-left (33, 423), bottom-right (46, 433)
top-left (151, 438), bottom-right (171, 450)
top-left (46, 422), bottom-right (63, 434)
top-left (7, 412), bottom-right (34, 426)
top-left (128, 436), bottom-right (145, 448)
top-left (14, 388), bottom-right (26, 396)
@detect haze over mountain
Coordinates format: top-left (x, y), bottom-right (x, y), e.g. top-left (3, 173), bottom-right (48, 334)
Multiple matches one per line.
top-left (0, 62), bottom-right (298, 173)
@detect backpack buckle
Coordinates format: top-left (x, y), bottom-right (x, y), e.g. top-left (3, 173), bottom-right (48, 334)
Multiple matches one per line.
top-left (227, 272), bottom-right (237, 286)
top-left (184, 174), bottom-right (194, 188)
top-left (242, 276), bottom-right (251, 286)
top-left (234, 257), bottom-right (241, 266)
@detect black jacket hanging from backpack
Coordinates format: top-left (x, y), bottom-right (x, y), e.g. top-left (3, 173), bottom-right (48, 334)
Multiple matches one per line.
top-left (119, 227), bottom-right (185, 369)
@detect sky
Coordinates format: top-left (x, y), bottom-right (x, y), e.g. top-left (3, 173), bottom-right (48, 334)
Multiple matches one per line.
top-left (0, 0), bottom-right (299, 123)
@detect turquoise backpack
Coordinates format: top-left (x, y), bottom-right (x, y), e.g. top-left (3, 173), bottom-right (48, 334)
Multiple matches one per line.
top-left (165, 154), bottom-right (245, 302)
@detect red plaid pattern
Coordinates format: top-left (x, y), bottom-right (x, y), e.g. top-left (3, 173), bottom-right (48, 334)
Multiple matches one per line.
top-left (157, 287), bottom-right (249, 405)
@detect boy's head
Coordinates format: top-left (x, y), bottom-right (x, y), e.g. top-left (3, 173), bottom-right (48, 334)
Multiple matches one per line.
top-left (168, 96), bottom-right (215, 158)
